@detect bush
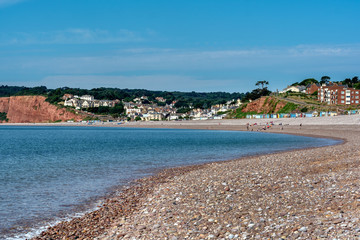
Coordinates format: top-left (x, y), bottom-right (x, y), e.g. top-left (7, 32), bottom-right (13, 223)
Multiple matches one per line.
top-left (176, 107), bottom-right (191, 113)
top-left (300, 107), bottom-right (308, 113)
top-left (0, 112), bottom-right (9, 122)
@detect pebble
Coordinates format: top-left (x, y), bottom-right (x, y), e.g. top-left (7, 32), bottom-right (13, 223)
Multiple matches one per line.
top-left (32, 125), bottom-right (360, 240)
top-left (248, 223), bottom-right (255, 229)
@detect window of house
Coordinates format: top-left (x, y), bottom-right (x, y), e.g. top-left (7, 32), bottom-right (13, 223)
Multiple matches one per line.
top-left (356, 100), bottom-right (359, 104)
top-left (341, 100), bottom-right (345, 103)
top-left (341, 91), bottom-right (345, 94)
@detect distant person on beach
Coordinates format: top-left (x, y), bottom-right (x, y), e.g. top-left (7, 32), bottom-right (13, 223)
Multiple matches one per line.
top-left (300, 123), bottom-right (302, 129)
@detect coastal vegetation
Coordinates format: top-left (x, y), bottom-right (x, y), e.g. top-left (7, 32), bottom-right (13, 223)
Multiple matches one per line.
top-left (230, 96), bottom-right (290, 118)
top-left (0, 86), bottom-right (48, 97)
top-left (2, 76), bottom-right (358, 122)
top-left (0, 112), bottom-right (8, 122)
top-left (290, 75), bottom-right (360, 89)
top-left (86, 105), bottom-right (125, 118)
top-left (277, 102), bottom-right (298, 113)
top-left (0, 85), bottom-right (245, 111)
top-left (243, 80), bottom-right (271, 101)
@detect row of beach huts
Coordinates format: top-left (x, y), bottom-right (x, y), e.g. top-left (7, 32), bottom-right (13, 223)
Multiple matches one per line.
top-left (246, 110), bottom-right (360, 119)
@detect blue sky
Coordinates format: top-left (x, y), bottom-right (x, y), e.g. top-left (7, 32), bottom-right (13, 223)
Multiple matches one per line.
top-left (1, 0), bottom-right (360, 92)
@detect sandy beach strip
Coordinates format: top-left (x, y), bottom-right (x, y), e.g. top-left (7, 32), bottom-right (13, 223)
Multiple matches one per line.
top-left (28, 116), bottom-right (360, 239)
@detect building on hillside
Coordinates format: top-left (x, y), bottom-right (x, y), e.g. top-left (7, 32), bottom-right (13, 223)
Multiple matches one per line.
top-left (169, 114), bottom-right (180, 120)
top-left (141, 111), bottom-right (164, 121)
top-left (133, 98), bottom-right (141, 103)
top-left (318, 83), bottom-right (360, 105)
top-left (155, 97), bottom-right (166, 102)
top-left (279, 85), bottom-right (306, 93)
top-left (125, 107), bottom-right (142, 115)
top-left (62, 94), bottom-right (74, 100)
top-left (80, 95), bottom-right (94, 101)
top-left (64, 98), bottom-right (80, 107)
top-left (235, 98), bottom-right (242, 106)
top-left (63, 95), bottom-right (117, 109)
top-left (306, 83), bottom-right (321, 94)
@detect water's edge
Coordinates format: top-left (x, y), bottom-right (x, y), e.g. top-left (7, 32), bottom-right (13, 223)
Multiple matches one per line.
top-left (1, 126), bottom-right (342, 240)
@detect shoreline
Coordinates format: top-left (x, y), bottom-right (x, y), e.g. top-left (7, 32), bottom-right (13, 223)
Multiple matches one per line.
top-left (103, 123), bottom-right (360, 239)
top-left (6, 116), bottom-right (359, 239)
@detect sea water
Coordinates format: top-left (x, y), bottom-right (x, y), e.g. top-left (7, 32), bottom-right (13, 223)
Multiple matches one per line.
top-left (0, 126), bottom-right (340, 239)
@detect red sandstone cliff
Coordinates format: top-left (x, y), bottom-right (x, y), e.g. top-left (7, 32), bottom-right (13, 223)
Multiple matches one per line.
top-left (241, 96), bottom-right (287, 113)
top-left (0, 96), bottom-right (83, 123)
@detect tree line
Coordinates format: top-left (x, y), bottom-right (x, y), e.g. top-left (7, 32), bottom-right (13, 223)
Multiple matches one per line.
top-left (291, 76), bottom-right (360, 89)
top-left (0, 85), bottom-right (246, 111)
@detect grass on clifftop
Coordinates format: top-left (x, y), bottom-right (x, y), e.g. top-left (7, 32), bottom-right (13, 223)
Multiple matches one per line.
top-left (231, 99), bottom-right (300, 119)
top-left (277, 102), bottom-right (298, 113)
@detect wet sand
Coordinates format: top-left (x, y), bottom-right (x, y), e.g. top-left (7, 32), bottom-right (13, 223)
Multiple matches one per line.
top-left (26, 116), bottom-right (360, 239)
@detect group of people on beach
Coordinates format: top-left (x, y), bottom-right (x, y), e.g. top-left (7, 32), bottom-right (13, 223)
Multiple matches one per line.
top-left (246, 122), bottom-right (275, 131)
top-left (246, 122), bottom-right (303, 131)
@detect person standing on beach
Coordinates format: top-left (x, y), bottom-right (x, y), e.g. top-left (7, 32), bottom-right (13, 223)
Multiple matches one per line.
top-left (300, 123), bottom-right (302, 129)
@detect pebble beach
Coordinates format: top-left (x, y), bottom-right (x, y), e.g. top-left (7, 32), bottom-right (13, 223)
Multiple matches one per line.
top-left (29, 115), bottom-right (360, 239)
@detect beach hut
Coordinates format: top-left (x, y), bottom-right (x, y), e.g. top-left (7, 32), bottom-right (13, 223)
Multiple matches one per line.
top-left (350, 110), bottom-right (357, 115)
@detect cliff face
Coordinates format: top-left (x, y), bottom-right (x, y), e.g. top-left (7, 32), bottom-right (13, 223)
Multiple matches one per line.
top-left (0, 96), bottom-right (83, 123)
top-left (242, 96), bottom-right (287, 114)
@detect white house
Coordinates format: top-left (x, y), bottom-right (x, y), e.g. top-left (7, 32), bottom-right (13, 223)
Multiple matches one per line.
top-left (125, 107), bottom-right (141, 115)
top-left (80, 95), bottom-right (95, 101)
top-left (280, 85), bottom-right (306, 93)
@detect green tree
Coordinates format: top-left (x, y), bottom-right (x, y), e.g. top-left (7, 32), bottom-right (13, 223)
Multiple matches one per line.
top-left (342, 78), bottom-right (352, 87)
top-left (174, 100), bottom-right (189, 109)
top-left (176, 107), bottom-right (191, 113)
top-left (352, 76), bottom-right (359, 85)
top-left (255, 80), bottom-right (269, 89)
top-left (244, 81), bottom-right (271, 101)
top-left (299, 78), bottom-right (319, 86)
top-left (320, 76), bottom-right (330, 85)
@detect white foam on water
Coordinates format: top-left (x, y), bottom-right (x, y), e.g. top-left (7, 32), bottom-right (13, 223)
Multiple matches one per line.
top-left (3, 200), bottom-right (103, 240)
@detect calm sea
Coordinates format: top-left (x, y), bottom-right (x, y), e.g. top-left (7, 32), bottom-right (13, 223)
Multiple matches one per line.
top-left (0, 126), bottom-right (340, 239)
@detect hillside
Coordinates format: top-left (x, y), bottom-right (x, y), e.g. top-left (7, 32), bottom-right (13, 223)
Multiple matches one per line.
top-left (231, 96), bottom-right (303, 118)
top-left (0, 85), bottom-right (244, 109)
top-left (0, 96), bottom-right (83, 123)
top-left (232, 93), bottom-right (360, 119)
top-left (241, 96), bottom-right (287, 113)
